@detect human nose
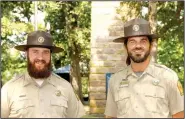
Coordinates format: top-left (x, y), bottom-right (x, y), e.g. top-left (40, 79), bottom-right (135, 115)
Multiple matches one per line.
top-left (135, 42), bottom-right (142, 48)
top-left (36, 52), bottom-right (44, 60)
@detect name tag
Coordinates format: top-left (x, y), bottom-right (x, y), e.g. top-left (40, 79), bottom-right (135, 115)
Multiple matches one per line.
top-left (119, 80), bottom-right (129, 88)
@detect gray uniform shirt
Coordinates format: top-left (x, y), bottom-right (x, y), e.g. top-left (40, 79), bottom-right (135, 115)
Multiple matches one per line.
top-left (105, 62), bottom-right (184, 118)
top-left (1, 72), bottom-right (85, 118)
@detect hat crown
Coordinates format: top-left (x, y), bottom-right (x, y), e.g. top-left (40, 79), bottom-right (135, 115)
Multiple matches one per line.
top-left (124, 18), bottom-right (152, 38)
top-left (27, 30), bottom-right (53, 46)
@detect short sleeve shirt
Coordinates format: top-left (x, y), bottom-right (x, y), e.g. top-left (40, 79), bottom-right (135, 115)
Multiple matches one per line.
top-left (104, 62), bottom-right (184, 118)
top-left (1, 72), bottom-right (85, 118)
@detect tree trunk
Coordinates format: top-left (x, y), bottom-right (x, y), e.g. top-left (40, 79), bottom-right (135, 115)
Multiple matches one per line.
top-left (149, 1), bottom-right (157, 62)
top-left (70, 45), bottom-right (84, 103)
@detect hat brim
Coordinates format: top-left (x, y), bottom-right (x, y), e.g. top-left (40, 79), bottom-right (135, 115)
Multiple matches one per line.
top-left (14, 45), bottom-right (63, 53)
top-left (113, 34), bottom-right (159, 43)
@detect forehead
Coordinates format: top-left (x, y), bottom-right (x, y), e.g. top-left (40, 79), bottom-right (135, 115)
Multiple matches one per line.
top-left (28, 47), bottom-right (50, 51)
top-left (128, 36), bottom-right (149, 41)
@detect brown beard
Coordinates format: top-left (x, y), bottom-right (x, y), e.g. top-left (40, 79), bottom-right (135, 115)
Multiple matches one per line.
top-left (27, 56), bottom-right (51, 79)
top-left (127, 45), bottom-right (151, 63)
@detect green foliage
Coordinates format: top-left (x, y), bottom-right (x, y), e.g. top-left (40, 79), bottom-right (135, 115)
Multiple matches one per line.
top-left (42, 1), bottom-right (91, 74)
top-left (157, 1), bottom-right (184, 85)
top-left (1, 1), bottom-right (91, 95)
top-left (1, 1), bottom-right (34, 83)
top-left (81, 77), bottom-right (89, 96)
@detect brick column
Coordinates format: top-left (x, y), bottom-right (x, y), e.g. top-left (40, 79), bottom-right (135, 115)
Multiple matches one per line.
top-left (89, 1), bottom-right (127, 114)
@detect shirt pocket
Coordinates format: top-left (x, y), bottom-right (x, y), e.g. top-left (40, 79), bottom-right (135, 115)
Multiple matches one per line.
top-left (115, 89), bottom-right (131, 116)
top-left (144, 86), bottom-right (167, 113)
top-left (50, 97), bottom-right (68, 117)
top-left (12, 98), bottom-right (35, 117)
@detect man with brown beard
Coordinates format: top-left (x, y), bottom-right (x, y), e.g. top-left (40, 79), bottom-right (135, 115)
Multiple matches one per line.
top-left (1, 30), bottom-right (85, 118)
top-left (104, 18), bottom-right (184, 118)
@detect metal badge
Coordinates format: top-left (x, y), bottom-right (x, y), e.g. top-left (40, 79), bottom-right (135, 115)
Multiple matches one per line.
top-left (152, 79), bottom-right (159, 86)
top-left (133, 24), bottom-right (139, 31)
top-left (55, 90), bottom-right (61, 97)
top-left (38, 37), bottom-right (45, 43)
top-left (119, 80), bottom-right (129, 88)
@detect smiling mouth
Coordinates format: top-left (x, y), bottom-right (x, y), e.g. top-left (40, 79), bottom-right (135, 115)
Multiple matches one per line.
top-left (134, 50), bottom-right (143, 53)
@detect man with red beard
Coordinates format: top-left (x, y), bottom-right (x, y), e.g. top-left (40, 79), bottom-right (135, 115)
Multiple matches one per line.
top-left (104, 18), bottom-right (184, 118)
top-left (1, 30), bottom-right (85, 118)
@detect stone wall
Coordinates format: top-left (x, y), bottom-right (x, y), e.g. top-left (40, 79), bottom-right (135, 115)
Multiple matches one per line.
top-left (89, 1), bottom-right (127, 114)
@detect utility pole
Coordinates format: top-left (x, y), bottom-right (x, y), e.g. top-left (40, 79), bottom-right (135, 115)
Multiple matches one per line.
top-left (34, 1), bottom-right (38, 31)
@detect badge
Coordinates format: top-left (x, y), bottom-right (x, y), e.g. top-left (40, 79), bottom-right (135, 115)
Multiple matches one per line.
top-left (55, 90), bottom-right (61, 97)
top-left (152, 79), bottom-right (159, 86)
top-left (133, 24), bottom-right (139, 31)
top-left (119, 80), bottom-right (129, 88)
top-left (38, 37), bottom-right (45, 43)
top-left (177, 81), bottom-right (184, 96)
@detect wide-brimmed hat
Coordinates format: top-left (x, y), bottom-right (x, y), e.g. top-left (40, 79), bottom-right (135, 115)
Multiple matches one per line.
top-left (113, 18), bottom-right (159, 43)
top-left (15, 30), bottom-right (63, 53)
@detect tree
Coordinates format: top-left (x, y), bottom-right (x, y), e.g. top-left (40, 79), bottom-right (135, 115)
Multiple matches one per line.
top-left (157, 1), bottom-right (184, 85)
top-left (1, 1), bottom-right (34, 83)
top-left (1, 1), bottom-right (47, 83)
top-left (149, 1), bottom-right (157, 62)
top-left (42, 1), bottom-right (91, 102)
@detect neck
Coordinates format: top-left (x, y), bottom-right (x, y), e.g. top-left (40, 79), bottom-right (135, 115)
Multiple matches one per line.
top-left (131, 56), bottom-right (151, 72)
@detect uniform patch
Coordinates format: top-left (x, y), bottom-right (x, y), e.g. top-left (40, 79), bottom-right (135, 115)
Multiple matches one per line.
top-left (177, 81), bottom-right (184, 96)
top-left (55, 90), bottom-right (62, 97)
top-left (152, 79), bottom-right (160, 86)
top-left (38, 37), bottom-right (45, 43)
top-left (119, 80), bottom-right (129, 88)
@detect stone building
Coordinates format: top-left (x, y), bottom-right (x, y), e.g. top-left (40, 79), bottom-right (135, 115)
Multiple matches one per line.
top-left (89, 1), bottom-right (127, 114)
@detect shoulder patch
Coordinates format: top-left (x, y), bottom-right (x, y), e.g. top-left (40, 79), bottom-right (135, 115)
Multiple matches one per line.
top-left (177, 81), bottom-right (184, 96)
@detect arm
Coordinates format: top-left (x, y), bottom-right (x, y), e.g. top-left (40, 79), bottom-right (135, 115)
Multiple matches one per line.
top-left (167, 72), bottom-right (184, 118)
top-left (1, 85), bottom-right (10, 118)
top-left (172, 111), bottom-right (184, 118)
top-left (66, 85), bottom-right (85, 118)
top-left (104, 77), bottom-right (117, 118)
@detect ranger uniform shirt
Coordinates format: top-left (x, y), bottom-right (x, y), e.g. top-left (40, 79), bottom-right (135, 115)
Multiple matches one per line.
top-left (1, 72), bottom-right (85, 118)
top-left (105, 62), bottom-right (184, 118)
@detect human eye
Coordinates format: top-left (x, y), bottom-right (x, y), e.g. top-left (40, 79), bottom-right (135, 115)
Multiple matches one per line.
top-left (128, 40), bottom-right (135, 44)
top-left (32, 50), bottom-right (38, 54)
top-left (43, 50), bottom-right (50, 55)
top-left (141, 39), bottom-right (147, 44)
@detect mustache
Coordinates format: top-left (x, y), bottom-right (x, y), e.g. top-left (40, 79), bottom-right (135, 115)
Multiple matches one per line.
top-left (133, 47), bottom-right (144, 51)
top-left (34, 59), bottom-right (46, 64)
top-left (134, 47), bottom-right (144, 50)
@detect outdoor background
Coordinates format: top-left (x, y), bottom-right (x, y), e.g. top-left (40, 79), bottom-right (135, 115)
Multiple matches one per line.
top-left (1, 1), bottom-right (184, 118)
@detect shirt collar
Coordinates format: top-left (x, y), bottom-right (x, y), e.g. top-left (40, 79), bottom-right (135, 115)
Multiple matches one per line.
top-left (126, 59), bottom-right (155, 78)
top-left (23, 72), bottom-right (55, 87)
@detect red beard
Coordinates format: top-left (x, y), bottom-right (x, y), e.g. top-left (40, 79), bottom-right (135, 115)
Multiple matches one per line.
top-left (27, 56), bottom-right (51, 79)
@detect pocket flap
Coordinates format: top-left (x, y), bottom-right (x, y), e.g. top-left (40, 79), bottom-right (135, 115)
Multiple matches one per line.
top-left (51, 99), bottom-right (68, 108)
top-left (115, 89), bottom-right (130, 101)
top-left (144, 87), bottom-right (165, 99)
